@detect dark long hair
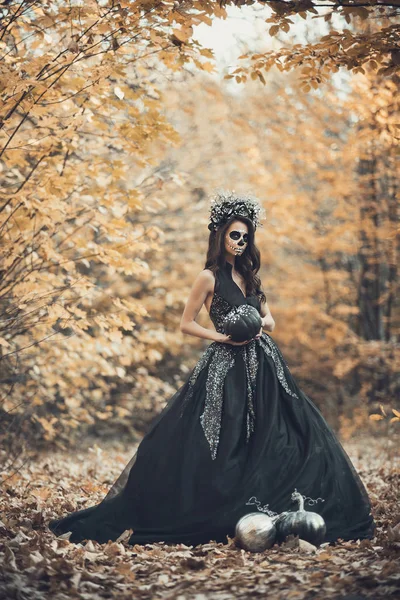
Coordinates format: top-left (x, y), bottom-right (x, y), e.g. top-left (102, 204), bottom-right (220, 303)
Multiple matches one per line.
top-left (204, 215), bottom-right (266, 303)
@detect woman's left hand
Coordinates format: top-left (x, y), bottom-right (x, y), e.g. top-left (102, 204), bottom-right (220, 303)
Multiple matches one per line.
top-left (254, 325), bottom-right (263, 340)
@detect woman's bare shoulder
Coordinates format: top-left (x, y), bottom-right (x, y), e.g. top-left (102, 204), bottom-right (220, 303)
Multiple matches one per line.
top-left (194, 268), bottom-right (215, 292)
top-left (202, 267), bottom-right (215, 279)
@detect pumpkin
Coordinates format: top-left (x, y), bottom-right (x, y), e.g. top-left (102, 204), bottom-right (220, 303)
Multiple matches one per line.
top-left (223, 304), bottom-right (262, 343)
top-left (275, 491), bottom-right (326, 547)
top-left (234, 512), bottom-right (280, 552)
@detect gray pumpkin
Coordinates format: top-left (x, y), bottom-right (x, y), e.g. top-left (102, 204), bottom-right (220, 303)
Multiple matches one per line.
top-left (235, 512), bottom-right (280, 552)
top-left (223, 305), bottom-right (262, 343)
top-left (275, 491), bottom-right (326, 547)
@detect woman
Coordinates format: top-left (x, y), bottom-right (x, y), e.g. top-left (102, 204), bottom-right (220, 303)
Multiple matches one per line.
top-left (48, 191), bottom-right (376, 546)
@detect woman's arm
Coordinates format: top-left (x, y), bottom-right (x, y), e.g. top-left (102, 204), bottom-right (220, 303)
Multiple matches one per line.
top-left (180, 270), bottom-right (226, 342)
top-left (259, 295), bottom-right (276, 333)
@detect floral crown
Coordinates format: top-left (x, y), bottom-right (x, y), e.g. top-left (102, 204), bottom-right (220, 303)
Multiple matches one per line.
top-left (208, 190), bottom-right (266, 232)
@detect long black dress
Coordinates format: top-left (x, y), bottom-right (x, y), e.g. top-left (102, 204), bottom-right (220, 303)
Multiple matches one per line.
top-left (48, 260), bottom-right (376, 546)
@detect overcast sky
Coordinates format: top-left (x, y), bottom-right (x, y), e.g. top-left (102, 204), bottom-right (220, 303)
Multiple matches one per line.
top-left (193, 3), bottom-right (333, 71)
top-left (193, 4), bottom-right (275, 67)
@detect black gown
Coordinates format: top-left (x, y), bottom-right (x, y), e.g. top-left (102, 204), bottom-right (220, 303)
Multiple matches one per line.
top-left (48, 260), bottom-right (375, 546)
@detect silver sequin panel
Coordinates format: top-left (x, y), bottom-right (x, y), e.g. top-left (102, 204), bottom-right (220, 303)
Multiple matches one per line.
top-left (180, 338), bottom-right (259, 461)
top-left (199, 344), bottom-right (236, 460)
top-left (242, 341), bottom-right (257, 442)
top-left (258, 335), bottom-right (299, 400)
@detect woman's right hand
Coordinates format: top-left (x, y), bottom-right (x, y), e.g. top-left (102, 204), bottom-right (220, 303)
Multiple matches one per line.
top-left (218, 333), bottom-right (253, 346)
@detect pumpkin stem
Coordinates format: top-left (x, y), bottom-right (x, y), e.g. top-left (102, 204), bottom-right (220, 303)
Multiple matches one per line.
top-left (291, 490), bottom-right (305, 511)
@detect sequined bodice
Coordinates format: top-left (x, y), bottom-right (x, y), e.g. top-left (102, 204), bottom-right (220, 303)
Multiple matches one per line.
top-left (208, 262), bottom-right (262, 334)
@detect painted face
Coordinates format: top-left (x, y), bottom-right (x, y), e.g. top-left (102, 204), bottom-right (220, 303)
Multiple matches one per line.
top-left (225, 223), bottom-right (249, 256)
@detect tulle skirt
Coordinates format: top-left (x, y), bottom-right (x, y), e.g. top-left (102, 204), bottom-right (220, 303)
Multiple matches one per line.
top-left (48, 336), bottom-right (375, 546)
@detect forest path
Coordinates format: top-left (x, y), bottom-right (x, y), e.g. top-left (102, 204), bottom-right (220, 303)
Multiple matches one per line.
top-left (1, 435), bottom-right (399, 600)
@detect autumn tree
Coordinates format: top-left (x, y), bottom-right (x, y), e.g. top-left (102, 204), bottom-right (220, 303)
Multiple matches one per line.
top-left (0, 1), bottom-right (213, 460)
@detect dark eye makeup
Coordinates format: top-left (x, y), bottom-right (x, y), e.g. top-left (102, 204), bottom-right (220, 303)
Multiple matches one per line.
top-left (229, 230), bottom-right (248, 243)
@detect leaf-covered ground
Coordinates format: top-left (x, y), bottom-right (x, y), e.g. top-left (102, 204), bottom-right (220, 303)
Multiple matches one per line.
top-left (1, 434), bottom-right (399, 600)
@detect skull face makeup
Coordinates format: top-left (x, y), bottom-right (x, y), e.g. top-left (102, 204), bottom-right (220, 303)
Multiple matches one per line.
top-left (225, 221), bottom-right (249, 257)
